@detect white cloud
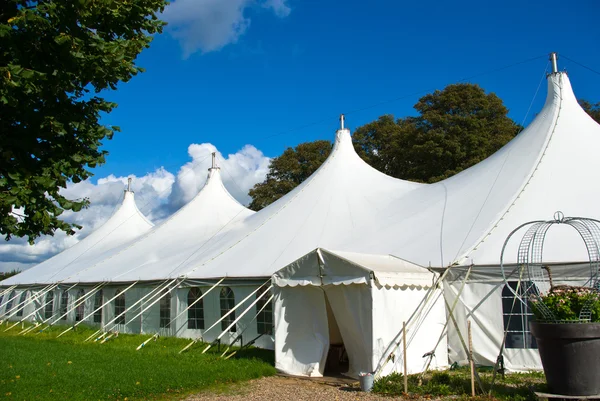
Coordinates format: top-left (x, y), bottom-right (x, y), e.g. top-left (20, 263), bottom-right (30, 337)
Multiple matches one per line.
top-left (263, 0), bottom-right (291, 17)
top-left (163, 0), bottom-right (291, 57)
top-left (0, 143), bottom-right (270, 273)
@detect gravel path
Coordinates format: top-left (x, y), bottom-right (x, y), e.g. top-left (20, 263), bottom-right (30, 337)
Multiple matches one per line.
top-left (187, 375), bottom-right (393, 400)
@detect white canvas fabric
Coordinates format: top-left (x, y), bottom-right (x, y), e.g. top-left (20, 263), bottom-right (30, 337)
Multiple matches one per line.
top-left (347, 72), bottom-right (600, 268)
top-left (59, 167), bottom-right (254, 283)
top-left (68, 127), bottom-right (422, 283)
top-left (273, 248), bottom-right (447, 377)
top-left (2, 189), bottom-right (153, 286)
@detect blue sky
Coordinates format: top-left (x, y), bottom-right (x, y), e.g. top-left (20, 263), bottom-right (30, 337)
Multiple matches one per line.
top-left (3, 0), bottom-right (600, 271)
top-left (97, 0), bottom-right (600, 179)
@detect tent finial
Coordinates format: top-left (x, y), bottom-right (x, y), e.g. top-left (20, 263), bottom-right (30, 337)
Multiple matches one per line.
top-left (209, 152), bottom-right (220, 171)
top-left (340, 114), bottom-right (345, 130)
top-left (549, 52), bottom-right (558, 74)
top-left (127, 177), bottom-right (132, 192)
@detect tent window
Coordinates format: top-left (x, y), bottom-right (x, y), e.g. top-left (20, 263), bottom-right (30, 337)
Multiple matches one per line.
top-left (59, 291), bottom-right (69, 320)
top-left (159, 289), bottom-right (171, 328)
top-left (16, 291), bottom-right (27, 317)
top-left (0, 294), bottom-right (3, 309)
top-left (187, 288), bottom-right (204, 330)
top-left (502, 281), bottom-right (537, 349)
top-left (93, 290), bottom-right (103, 324)
top-left (220, 287), bottom-right (236, 333)
top-left (75, 289), bottom-right (85, 322)
top-left (256, 289), bottom-right (273, 335)
top-left (44, 292), bottom-right (54, 319)
top-left (5, 290), bottom-right (16, 313)
top-left (114, 288), bottom-right (126, 325)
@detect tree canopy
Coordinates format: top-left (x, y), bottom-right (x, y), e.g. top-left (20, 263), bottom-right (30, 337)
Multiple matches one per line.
top-left (248, 140), bottom-right (332, 211)
top-left (0, 0), bottom-right (167, 243)
top-left (580, 99), bottom-right (600, 124)
top-left (249, 83), bottom-right (521, 210)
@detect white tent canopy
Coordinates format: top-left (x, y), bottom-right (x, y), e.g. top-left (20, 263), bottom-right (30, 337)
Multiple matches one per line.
top-left (90, 126), bottom-right (424, 282)
top-left (273, 248), bottom-right (447, 378)
top-left (54, 163), bottom-right (255, 284)
top-left (346, 72), bottom-right (600, 268)
top-left (2, 187), bottom-right (153, 286)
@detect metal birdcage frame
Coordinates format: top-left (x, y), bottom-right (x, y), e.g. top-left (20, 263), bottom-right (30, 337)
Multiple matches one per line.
top-left (500, 211), bottom-right (600, 323)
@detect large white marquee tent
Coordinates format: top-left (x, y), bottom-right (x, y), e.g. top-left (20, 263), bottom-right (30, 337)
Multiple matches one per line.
top-left (2, 59), bottom-right (599, 378)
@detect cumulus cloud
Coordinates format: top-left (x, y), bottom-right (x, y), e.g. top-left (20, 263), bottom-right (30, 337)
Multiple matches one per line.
top-left (163, 0), bottom-right (291, 57)
top-left (0, 143), bottom-right (270, 272)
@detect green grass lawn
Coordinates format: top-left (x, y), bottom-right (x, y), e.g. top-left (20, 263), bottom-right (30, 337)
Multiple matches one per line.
top-left (0, 323), bottom-right (275, 401)
top-left (373, 366), bottom-right (547, 401)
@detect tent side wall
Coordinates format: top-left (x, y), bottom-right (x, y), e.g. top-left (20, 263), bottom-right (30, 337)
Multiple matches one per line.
top-left (372, 284), bottom-right (448, 377)
top-left (444, 264), bottom-right (591, 372)
top-left (274, 285), bottom-right (330, 377)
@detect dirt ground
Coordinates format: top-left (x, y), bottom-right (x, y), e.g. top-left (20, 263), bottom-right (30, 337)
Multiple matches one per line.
top-left (186, 375), bottom-right (393, 400)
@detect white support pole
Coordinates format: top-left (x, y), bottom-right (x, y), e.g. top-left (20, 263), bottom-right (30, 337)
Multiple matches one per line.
top-left (103, 279), bottom-right (180, 338)
top-left (46, 283), bottom-right (105, 328)
top-left (26, 282), bottom-right (79, 332)
top-left (216, 285), bottom-right (272, 342)
top-left (18, 283), bottom-right (78, 334)
top-left (136, 277), bottom-right (225, 351)
top-left (1, 283), bottom-right (55, 320)
top-left (0, 290), bottom-right (22, 317)
top-left (221, 294), bottom-right (274, 359)
top-left (180, 280), bottom-right (270, 354)
top-left (62, 280), bottom-right (139, 340)
top-left (0, 285), bottom-right (18, 307)
top-left (5, 284), bottom-right (99, 332)
top-left (8, 283), bottom-right (59, 322)
top-left (403, 321), bottom-right (408, 393)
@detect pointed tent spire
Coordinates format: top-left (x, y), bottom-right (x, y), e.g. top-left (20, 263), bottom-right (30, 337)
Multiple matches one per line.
top-left (126, 177), bottom-right (133, 193)
top-left (340, 114), bottom-right (345, 130)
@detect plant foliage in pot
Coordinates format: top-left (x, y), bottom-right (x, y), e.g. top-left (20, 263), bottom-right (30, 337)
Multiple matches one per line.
top-left (500, 213), bottom-right (600, 397)
top-left (529, 278), bottom-right (600, 397)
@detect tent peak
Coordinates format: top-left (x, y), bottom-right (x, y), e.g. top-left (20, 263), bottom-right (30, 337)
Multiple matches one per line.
top-left (125, 177), bottom-right (133, 193)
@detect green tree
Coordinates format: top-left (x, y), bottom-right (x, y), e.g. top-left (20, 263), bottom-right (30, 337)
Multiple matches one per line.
top-left (248, 140), bottom-right (332, 211)
top-left (402, 83), bottom-right (521, 182)
top-left (250, 83), bottom-right (521, 209)
top-left (579, 99), bottom-right (600, 124)
top-left (0, 0), bottom-right (167, 243)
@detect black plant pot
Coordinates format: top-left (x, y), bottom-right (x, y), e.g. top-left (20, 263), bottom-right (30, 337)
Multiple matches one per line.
top-left (530, 321), bottom-right (600, 396)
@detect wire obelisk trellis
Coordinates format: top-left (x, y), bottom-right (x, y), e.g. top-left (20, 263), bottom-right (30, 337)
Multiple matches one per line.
top-left (501, 211), bottom-right (600, 323)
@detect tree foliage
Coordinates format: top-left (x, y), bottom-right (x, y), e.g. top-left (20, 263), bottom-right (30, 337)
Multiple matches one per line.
top-left (354, 83), bottom-right (521, 183)
top-left (248, 140), bottom-right (332, 211)
top-left (580, 99), bottom-right (600, 124)
top-left (0, 0), bottom-right (167, 243)
top-left (250, 83), bottom-right (521, 209)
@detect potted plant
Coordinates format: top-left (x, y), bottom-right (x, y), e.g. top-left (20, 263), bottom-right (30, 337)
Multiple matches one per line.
top-left (529, 277), bottom-right (600, 396)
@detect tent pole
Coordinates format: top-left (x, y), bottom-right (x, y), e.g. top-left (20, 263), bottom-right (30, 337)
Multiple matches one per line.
top-left (221, 294), bottom-right (274, 359)
top-left (67, 280), bottom-right (139, 341)
top-left (1, 283), bottom-right (56, 320)
top-left (206, 285), bottom-right (273, 352)
top-left (102, 279), bottom-right (182, 341)
top-left (6, 283), bottom-right (103, 333)
top-left (136, 277), bottom-right (225, 350)
top-left (179, 280), bottom-right (270, 354)
top-left (403, 321), bottom-right (408, 393)
top-left (468, 320), bottom-right (475, 396)
top-left (25, 282), bottom-right (79, 333)
top-left (43, 283), bottom-right (105, 331)
top-left (98, 279), bottom-right (178, 342)
top-left (0, 285), bottom-right (18, 299)
top-left (419, 265), bottom-right (474, 377)
top-left (374, 267), bottom-right (452, 378)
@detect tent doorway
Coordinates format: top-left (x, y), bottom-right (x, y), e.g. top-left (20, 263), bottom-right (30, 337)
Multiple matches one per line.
top-left (324, 294), bottom-right (349, 375)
